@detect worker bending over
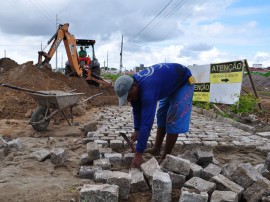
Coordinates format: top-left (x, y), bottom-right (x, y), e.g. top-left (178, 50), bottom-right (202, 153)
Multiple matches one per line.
top-left (114, 63), bottom-right (195, 168)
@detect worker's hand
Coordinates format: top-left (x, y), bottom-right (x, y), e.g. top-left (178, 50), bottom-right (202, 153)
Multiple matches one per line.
top-left (130, 130), bottom-right (139, 143)
top-left (130, 152), bottom-right (144, 169)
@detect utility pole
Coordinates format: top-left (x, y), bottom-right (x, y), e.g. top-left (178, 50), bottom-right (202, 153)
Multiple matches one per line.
top-left (4, 50), bottom-right (6, 58)
top-left (61, 53), bottom-right (63, 69)
top-left (107, 51), bottom-right (108, 70)
top-left (120, 35), bottom-right (123, 74)
top-left (56, 14), bottom-right (59, 70)
top-left (104, 60), bottom-right (106, 70)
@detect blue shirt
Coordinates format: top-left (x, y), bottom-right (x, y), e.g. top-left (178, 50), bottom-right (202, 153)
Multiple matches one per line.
top-left (132, 63), bottom-right (192, 153)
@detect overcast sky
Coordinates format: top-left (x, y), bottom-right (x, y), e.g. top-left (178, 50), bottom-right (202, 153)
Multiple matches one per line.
top-left (0, 0), bottom-right (269, 70)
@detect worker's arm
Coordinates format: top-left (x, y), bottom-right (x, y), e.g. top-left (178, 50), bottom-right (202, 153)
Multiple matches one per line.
top-left (131, 102), bottom-right (141, 131)
top-left (130, 101), bottom-right (141, 143)
top-left (136, 90), bottom-right (158, 153)
top-left (130, 94), bottom-right (157, 169)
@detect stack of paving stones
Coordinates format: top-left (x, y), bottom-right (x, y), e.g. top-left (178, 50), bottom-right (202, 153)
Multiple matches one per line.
top-left (78, 143), bottom-right (270, 201)
top-left (85, 106), bottom-right (270, 154)
top-left (78, 106), bottom-right (270, 201)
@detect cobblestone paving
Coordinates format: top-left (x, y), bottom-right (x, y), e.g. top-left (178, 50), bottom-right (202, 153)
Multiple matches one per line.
top-left (92, 106), bottom-right (270, 154)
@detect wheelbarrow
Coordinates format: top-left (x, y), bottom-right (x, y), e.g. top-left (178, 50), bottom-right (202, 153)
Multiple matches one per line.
top-left (1, 84), bottom-right (102, 132)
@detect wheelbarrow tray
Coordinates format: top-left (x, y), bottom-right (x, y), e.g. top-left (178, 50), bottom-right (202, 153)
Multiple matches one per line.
top-left (28, 90), bottom-right (84, 110)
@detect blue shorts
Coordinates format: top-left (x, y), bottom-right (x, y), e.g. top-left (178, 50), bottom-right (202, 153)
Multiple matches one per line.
top-left (157, 82), bottom-right (194, 134)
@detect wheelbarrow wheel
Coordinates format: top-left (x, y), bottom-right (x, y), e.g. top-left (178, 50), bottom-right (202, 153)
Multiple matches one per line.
top-left (30, 107), bottom-right (50, 132)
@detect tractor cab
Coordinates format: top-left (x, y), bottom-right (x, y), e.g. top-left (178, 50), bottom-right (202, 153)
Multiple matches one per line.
top-left (65, 39), bottom-right (102, 86)
top-left (76, 39), bottom-right (96, 68)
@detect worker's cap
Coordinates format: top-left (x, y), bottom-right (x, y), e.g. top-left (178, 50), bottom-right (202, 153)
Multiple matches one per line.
top-left (114, 75), bottom-right (133, 106)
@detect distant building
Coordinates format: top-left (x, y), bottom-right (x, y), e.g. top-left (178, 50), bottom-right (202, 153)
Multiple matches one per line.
top-left (249, 67), bottom-right (270, 73)
top-left (253, 63), bottom-right (263, 68)
top-left (134, 64), bottom-right (147, 73)
top-left (124, 70), bottom-right (135, 75)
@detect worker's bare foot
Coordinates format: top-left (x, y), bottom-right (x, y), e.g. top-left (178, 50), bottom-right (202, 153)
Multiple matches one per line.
top-left (158, 154), bottom-right (166, 164)
top-left (158, 157), bottom-right (165, 165)
top-left (144, 147), bottom-right (161, 156)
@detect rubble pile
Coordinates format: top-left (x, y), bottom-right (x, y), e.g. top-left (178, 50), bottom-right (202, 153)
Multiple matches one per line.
top-left (77, 140), bottom-right (270, 202)
top-left (242, 74), bottom-right (270, 92)
top-left (61, 106), bottom-right (270, 201)
top-left (0, 58), bottom-right (117, 119)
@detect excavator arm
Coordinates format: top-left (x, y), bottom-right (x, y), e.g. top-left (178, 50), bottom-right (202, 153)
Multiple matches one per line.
top-left (37, 23), bottom-right (83, 77)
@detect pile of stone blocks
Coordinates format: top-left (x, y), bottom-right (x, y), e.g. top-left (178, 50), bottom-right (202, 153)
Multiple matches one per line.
top-left (78, 141), bottom-right (270, 201)
top-left (0, 136), bottom-right (69, 165)
top-left (29, 147), bottom-right (68, 165)
top-left (171, 147), bottom-right (270, 201)
top-left (78, 139), bottom-right (136, 201)
top-left (0, 137), bottom-right (23, 160)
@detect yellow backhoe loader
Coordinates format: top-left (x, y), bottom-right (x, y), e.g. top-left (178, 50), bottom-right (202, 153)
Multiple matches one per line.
top-left (37, 23), bottom-right (110, 86)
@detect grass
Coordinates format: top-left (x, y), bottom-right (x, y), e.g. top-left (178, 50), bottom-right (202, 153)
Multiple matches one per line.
top-left (102, 73), bottom-right (121, 82)
top-left (258, 91), bottom-right (270, 97)
top-left (193, 94), bottom-right (260, 119)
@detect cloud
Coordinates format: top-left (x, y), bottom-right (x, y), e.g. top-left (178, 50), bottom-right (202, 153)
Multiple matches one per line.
top-left (0, 0), bottom-right (269, 68)
top-left (254, 52), bottom-right (270, 64)
top-left (180, 43), bottom-right (214, 58)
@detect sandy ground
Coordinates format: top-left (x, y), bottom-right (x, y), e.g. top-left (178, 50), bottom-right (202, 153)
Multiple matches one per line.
top-left (0, 107), bottom-right (267, 202)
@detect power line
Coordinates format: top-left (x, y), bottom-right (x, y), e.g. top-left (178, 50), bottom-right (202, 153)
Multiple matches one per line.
top-left (34, 0), bottom-right (55, 19)
top-left (141, 0), bottom-right (188, 40)
top-left (132, 0), bottom-right (173, 39)
top-left (37, 0), bottom-right (56, 17)
top-left (6, 0), bottom-right (31, 20)
top-left (163, 0), bottom-right (208, 39)
top-left (130, 0), bottom-right (207, 43)
top-left (28, 0), bottom-right (54, 23)
top-left (0, 44), bottom-right (40, 47)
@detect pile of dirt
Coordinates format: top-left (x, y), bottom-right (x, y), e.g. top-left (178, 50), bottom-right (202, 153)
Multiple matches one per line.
top-left (241, 74), bottom-right (270, 127)
top-left (0, 57), bottom-right (19, 72)
top-left (242, 74), bottom-right (270, 91)
top-left (0, 58), bottom-right (117, 119)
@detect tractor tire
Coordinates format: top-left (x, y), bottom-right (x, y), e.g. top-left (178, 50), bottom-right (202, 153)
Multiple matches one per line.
top-left (91, 66), bottom-right (101, 77)
top-left (87, 80), bottom-right (100, 87)
top-left (30, 107), bottom-right (50, 132)
top-left (65, 65), bottom-right (73, 76)
top-left (87, 66), bottom-right (101, 86)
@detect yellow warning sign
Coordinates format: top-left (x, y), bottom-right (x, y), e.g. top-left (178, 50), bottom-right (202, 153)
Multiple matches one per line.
top-left (210, 61), bottom-right (244, 84)
top-left (193, 92), bottom-right (210, 102)
top-left (193, 83), bottom-right (210, 102)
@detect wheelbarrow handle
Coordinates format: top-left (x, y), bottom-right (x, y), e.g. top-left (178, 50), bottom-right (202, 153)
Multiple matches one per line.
top-left (78, 93), bottom-right (103, 104)
top-left (1, 83), bottom-right (54, 95)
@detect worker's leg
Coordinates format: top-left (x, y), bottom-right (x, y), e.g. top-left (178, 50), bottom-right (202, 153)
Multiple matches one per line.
top-left (144, 127), bottom-right (166, 155)
top-left (144, 97), bottom-right (170, 155)
top-left (159, 134), bottom-right (178, 162)
top-left (159, 82), bottom-right (194, 163)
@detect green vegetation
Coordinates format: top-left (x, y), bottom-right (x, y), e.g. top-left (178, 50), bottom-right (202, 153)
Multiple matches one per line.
top-left (245, 71), bottom-right (270, 77)
top-left (230, 94), bottom-right (259, 114)
top-left (67, 187), bottom-right (76, 193)
top-left (192, 101), bottom-right (213, 110)
top-left (102, 73), bottom-right (134, 82)
top-left (258, 91), bottom-right (270, 96)
top-left (102, 73), bottom-right (121, 82)
top-left (193, 94), bottom-right (260, 118)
